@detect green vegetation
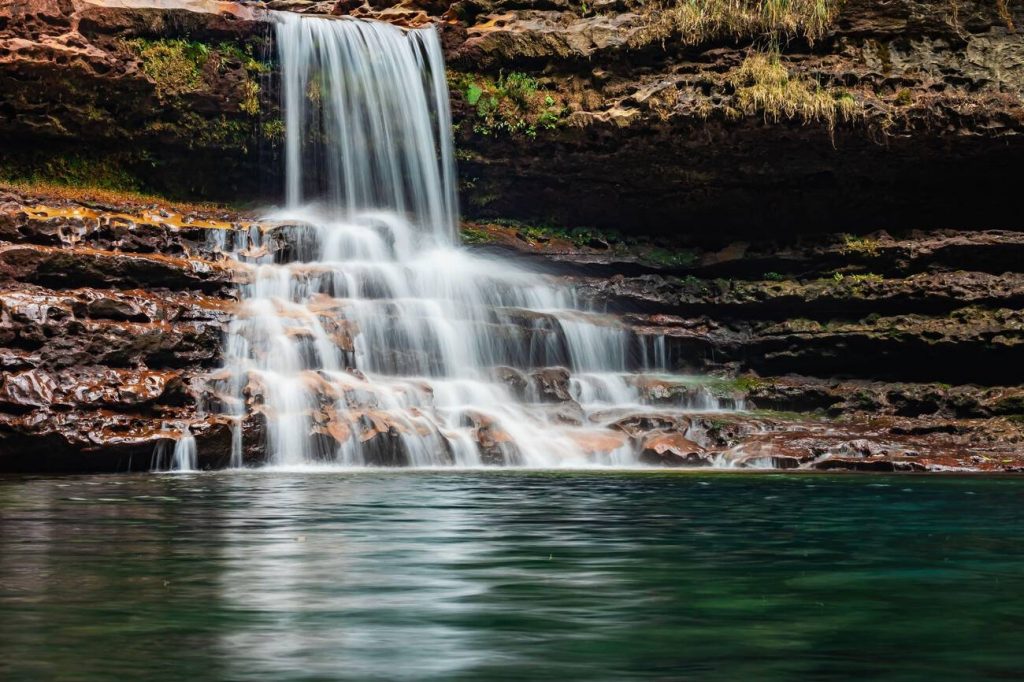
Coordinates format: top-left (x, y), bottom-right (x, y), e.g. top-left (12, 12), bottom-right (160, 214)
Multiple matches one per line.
top-left (841, 233), bottom-right (882, 256)
top-left (462, 218), bottom-right (700, 267)
top-left (240, 81), bottom-right (261, 116)
top-left (125, 38), bottom-right (209, 96)
top-left (706, 375), bottom-right (770, 399)
top-left (453, 71), bottom-right (566, 138)
top-left (124, 38), bottom-right (269, 116)
top-left (628, 0), bottom-right (844, 49)
top-left (763, 271), bottom-right (786, 281)
top-left (146, 112), bottom-right (252, 151)
top-left (0, 153), bottom-right (141, 193)
top-left (460, 225), bottom-right (492, 244)
top-left (215, 42), bottom-right (271, 75)
top-left (728, 52), bottom-right (859, 131)
top-left (645, 247), bottom-right (699, 267)
top-left (488, 218), bottom-right (618, 246)
top-left (262, 118), bottom-right (286, 143)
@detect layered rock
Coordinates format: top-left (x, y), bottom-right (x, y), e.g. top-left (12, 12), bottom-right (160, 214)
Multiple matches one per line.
top-left (0, 189), bottom-right (245, 470)
top-left (1, 0), bottom-right (1022, 234)
top-left (0, 0), bottom-right (276, 200)
top-left (0, 188), bottom-right (1021, 472)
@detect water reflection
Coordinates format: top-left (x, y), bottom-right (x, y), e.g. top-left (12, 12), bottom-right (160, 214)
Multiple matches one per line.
top-left (0, 472), bottom-right (1022, 681)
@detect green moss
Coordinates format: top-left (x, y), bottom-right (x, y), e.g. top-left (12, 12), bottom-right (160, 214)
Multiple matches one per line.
top-left (0, 153), bottom-right (141, 192)
top-left (240, 80), bottom-right (261, 116)
top-left (706, 375), bottom-right (770, 398)
top-left (125, 38), bottom-right (268, 116)
top-left (460, 226), bottom-right (491, 244)
top-left (262, 118), bottom-right (285, 143)
top-left (452, 71), bottom-right (567, 138)
top-left (645, 247), bottom-right (699, 267)
top-left (125, 38), bottom-right (209, 96)
top-left (215, 42), bottom-right (270, 75)
top-left (485, 218), bottom-right (621, 247)
top-left (763, 271), bottom-right (786, 281)
top-left (147, 113), bottom-right (253, 152)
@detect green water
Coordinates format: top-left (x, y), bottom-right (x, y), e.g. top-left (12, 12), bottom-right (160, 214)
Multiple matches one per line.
top-left (0, 471), bottom-right (1021, 681)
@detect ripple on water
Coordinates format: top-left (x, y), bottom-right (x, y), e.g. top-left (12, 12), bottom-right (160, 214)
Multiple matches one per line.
top-left (0, 472), bottom-right (1022, 681)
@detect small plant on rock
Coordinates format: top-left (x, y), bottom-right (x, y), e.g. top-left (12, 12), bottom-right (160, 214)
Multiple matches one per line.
top-left (457, 71), bottom-right (566, 138)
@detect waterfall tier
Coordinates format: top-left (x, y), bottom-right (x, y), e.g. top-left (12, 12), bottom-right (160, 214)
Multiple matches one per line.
top-left (204, 14), bottom-right (738, 468)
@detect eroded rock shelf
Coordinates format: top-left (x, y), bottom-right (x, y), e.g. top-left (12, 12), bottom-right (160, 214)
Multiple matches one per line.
top-left (1, 188), bottom-right (1022, 472)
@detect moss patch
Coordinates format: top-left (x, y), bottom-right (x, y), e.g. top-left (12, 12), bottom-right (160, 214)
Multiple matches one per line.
top-left (124, 38), bottom-right (270, 117)
top-left (841, 233), bottom-right (882, 256)
top-left (124, 39), bottom-right (209, 97)
top-left (0, 153), bottom-right (143, 193)
top-left (460, 218), bottom-right (703, 268)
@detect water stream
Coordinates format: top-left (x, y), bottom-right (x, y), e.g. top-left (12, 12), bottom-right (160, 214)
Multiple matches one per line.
top-left (201, 14), bottom-right (736, 469)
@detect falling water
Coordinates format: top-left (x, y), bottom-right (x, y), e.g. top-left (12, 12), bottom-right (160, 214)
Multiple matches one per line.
top-left (203, 13), bottom-right (738, 469)
top-left (153, 429), bottom-right (198, 472)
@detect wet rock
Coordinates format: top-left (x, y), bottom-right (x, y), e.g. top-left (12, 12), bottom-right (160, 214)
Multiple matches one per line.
top-left (528, 366), bottom-right (573, 402)
top-left (639, 431), bottom-right (711, 467)
top-left (0, 287), bottom-right (230, 369)
top-left (610, 413), bottom-right (686, 438)
top-left (0, 368), bottom-right (184, 412)
top-left (0, 243), bottom-right (237, 293)
top-left (566, 429), bottom-right (629, 460)
top-left (493, 365), bottom-right (527, 399)
top-left (812, 458), bottom-right (926, 473)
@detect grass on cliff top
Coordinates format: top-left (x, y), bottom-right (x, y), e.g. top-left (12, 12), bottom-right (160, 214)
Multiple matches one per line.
top-left (728, 52), bottom-right (858, 131)
top-left (629, 0), bottom-right (843, 48)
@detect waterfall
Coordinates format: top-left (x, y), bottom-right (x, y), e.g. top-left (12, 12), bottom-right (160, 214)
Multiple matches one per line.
top-left (204, 13), bottom-right (734, 468)
top-left (276, 14), bottom-right (457, 242)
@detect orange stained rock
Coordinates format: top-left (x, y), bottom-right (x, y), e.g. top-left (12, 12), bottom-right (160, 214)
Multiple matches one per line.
top-left (642, 431), bottom-right (706, 455)
top-left (566, 429), bottom-right (629, 455)
top-left (26, 204), bottom-right (260, 233)
top-left (468, 13), bottom-right (516, 34)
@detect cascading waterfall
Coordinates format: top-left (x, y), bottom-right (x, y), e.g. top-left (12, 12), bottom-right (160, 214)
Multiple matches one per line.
top-left (189, 13), bottom-right (739, 470)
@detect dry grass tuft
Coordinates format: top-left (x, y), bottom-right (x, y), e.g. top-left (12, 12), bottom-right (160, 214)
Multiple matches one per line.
top-left (728, 51), bottom-right (858, 131)
top-left (628, 0), bottom-right (844, 49)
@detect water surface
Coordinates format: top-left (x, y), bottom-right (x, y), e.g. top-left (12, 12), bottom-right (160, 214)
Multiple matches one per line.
top-left (1, 471), bottom-right (1021, 681)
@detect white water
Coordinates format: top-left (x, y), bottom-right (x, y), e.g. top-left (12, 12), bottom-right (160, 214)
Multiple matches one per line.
top-left (182, 14), bottom-right (741, 470)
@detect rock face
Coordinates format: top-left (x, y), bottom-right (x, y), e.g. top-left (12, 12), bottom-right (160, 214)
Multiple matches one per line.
top-left (0, 0), bottom-right (276, 201)
top-left (0, 189), bottom-right (245, 470)
top-left (1, 0), bottom-right (1022, 234)
top-left (0, 188), bottom-right (1022, 472)
top-left (443, 0), bottom-right (1024, 237)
